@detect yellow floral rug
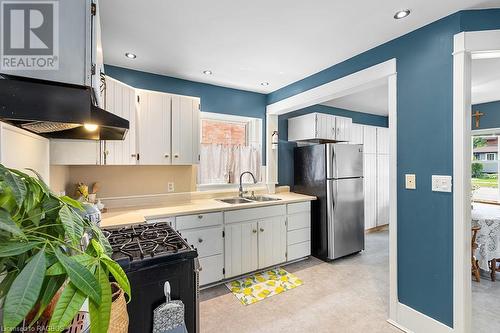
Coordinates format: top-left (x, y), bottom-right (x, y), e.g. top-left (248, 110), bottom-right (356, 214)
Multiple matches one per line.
top-left (226, 268), bottom-right (303, 305)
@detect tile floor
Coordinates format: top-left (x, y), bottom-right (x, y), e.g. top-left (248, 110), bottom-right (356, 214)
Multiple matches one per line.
top-left (200, 231), bottom-right (400, 333)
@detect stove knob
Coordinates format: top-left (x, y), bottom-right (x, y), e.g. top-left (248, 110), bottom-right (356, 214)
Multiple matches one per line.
top-left (198, 238), bottom-right (203, 243)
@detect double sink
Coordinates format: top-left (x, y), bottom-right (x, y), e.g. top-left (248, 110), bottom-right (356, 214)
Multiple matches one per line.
top-left (218, 195), bottom-right (281, 205)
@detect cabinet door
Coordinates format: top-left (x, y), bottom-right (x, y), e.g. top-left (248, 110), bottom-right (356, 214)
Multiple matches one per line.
top-left (104, 77), bottom-right (137, 165)
top-left (363, 126), bottom-right (377, 154)
top-left (363, 154), bottom-right (377, 230)
top-left (224, 221), bottom-right (258, 278)
top-left (376, 127), bottom-right (390, 155)
top-left (171, 95), bottom-right (200, 165)
top-left (137, 90), bottom-right (172, 165)
top-left (335, 116), bottom-right (352, 142)
top-left (350, 124), bottom-right (364, 145)
top-left (315, 113), bottom-right (335, 140)
top-left (258, 216), bottom-right (287, 269)
top-left (377, 154), bottom-right (390, 226)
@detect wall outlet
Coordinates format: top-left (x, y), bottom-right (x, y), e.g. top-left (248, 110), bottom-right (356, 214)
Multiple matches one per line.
top-left (405, 174), bottom-right (416, 190)
top-left (432, 175), bottom-right (452, 192)
top-left (167, 182), bottom-right (175, 192)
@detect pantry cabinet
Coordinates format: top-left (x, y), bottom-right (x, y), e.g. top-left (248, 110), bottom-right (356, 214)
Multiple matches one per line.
top-left (288, 112), bottom-right (352, 142)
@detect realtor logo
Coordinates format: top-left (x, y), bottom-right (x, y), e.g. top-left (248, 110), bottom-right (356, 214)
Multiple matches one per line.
top-left (1, 0), bottom-right (59, 70)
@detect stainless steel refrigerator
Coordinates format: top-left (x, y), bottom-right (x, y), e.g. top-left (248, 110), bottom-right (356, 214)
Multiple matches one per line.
top-left (294, 143), bottom-right (364, 260)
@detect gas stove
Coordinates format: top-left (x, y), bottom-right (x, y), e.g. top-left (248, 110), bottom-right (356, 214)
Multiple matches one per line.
top-left (101, 221), bottom-right (199, 333)
top-left (102, 222), bottom-right (196, 268)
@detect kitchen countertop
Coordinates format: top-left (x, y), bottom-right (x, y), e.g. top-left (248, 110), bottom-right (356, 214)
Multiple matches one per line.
top-left (100, 192), bottom-right (315, 228)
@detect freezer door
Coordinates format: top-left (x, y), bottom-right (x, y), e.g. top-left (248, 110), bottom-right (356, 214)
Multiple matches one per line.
top-left (326, 144), bottom-right (363, 179)
top-left (327, 178), bottom-right (364, 259)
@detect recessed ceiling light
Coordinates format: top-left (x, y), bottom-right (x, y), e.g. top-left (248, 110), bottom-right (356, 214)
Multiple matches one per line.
top-left (260, 82), bottom-right (269, 86)
top-left (394, 9), bottom-right (410, 19)
top-left (125, 52), bottom-right (136, 59)
top-left (203, 70), bottom-right (213, 75)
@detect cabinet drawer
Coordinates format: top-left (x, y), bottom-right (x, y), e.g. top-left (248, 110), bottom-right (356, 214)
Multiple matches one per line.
top-left (179, 226), bottom-right (223, 258)
top-left (199, 254), bottom-right (224, 286)
top-left (287, 241), bottom-right (311, 261)
top-left (287, 202), bottom-right (310, 214)
top-left (287, 228), bottom-right (310, 245)
top-left (176, 212), bottom-right (223, 230)
top-left (287, 212), bottom-right (311, 231)
top-left (224, 205), bottom-right (286, 224)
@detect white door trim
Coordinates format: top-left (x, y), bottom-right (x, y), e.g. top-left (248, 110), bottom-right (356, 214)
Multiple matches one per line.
top-left (453, 29), bottom-right (500, 333)
top-left (265, 59), bottom-right (401, 328)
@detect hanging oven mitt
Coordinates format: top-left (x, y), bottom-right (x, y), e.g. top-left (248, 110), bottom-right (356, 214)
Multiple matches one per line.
top-left (152, 281), bottom-right (188, 333)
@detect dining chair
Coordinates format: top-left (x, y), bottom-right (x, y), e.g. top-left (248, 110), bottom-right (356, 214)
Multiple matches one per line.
top-left (472, 226), bottom-right (481, 282)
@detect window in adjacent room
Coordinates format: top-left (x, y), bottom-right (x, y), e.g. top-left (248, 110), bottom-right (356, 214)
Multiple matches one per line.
top-left (198, 112), bottom-right (263, 188)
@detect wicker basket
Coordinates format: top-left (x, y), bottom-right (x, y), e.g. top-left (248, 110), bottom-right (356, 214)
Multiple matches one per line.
top-left (108, 282), bottom-right (129, 333)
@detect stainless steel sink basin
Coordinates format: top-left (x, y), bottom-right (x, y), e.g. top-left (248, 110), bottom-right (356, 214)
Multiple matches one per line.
top-left (248, 196), bottom-right (281, 202)
top-left (218, 197), bottom-right (253, 204)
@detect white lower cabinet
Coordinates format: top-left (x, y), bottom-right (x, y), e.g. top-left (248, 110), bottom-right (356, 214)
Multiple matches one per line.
top-left (224, 221), bottom-right (258, 278)
top-left (176, 213), bottom-right (224, 286)
top-left (286, 202), bottom-right (311, 261)
top-left (257, 216), bottom-right (287, 269)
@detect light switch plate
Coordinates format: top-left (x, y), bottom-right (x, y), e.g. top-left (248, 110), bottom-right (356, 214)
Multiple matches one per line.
top-left (432, 175), bottom-right (452, 192)
top-left (405, 174), bottom-right (416, 190)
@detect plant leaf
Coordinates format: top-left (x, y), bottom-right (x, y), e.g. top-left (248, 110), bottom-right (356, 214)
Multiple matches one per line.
top-left (3, 249), bottom-right (46, 331)
top-left (0, 166), bottom-right (27, 207)
top-left (91, 225), bottom-right (112, 256)
top-left (48, 282), bottom-right (86, 333)
top-left (0, 241), bottom-right (39, 257)
top-left (59, 196), bottom-right (84, 211)
top-left (58, 205), bottom-right (83, 243)
top-left (0, 208), bottom-right (23, 237)
top-left (101, 255), bottom-right (131, 300)
top-left (89, 264), bottom-right (112, 333)
top-left (46, 253), bottom-right (96, 276)
top-left (30, 275), bottom-right (66, 326)
top-left (54, 248), bottom-right (101, 304)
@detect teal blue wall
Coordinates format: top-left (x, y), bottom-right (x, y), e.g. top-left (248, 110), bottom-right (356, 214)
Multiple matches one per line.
top-left (104, 65), bottom-right (268, 162)
top-left (472, 101), bottom-right (500, 130)
top-left (268, 9), bottom-right (500, 328)
top-left (278, 105), bottom-right (388, 186)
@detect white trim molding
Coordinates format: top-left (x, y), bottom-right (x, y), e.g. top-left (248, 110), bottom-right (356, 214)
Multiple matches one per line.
top-left (266, 59), bottom-right (396, 115)
top-left (453, 29), bottom-right (500, 333)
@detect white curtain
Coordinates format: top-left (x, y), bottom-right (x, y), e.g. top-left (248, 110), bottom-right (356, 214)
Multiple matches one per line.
top-left (199, 144), bottom-right (261, 185)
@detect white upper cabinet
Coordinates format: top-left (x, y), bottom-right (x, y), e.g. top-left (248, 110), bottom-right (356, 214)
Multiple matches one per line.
top-left (50, 139), bottom-right (100, 165)
top-left (362, 126), bottom-right (377, 154)
top-left (0, 123), bottom-right (50, 182)
top-left (376, 127), bottom-right (390, 155)
top-left (288, 113), bottom-right (352, 142)
top-left (171, 95), bottom-right (200, 165)
top-left (350, 124), bottom-right (364, 145)
top-left (104, 77), bottom-right (137, 165)
top-left (136, 90), bottom-right (172, 165)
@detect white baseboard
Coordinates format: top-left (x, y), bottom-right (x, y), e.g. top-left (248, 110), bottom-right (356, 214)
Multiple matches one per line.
top-left (396, 303), bottom-right (454, 333)
top-left (387, 319), bottom-right (411, 332)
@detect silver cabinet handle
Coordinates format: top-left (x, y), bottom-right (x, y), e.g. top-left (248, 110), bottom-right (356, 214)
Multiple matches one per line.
top-left (131, 154), bottom-right (137, 157)
top-left (174, 154), bottom-right (179, 158)
top-left (198, 215), bottom-right (203, 219)
top-left (252, 229), bottom-right (257, 234)
top-left (164, 154), bottom-right (170, 158)
top-left (260, 228), bottom-right (264, 232)
top-left (198, 238), bottom-right (203, 243)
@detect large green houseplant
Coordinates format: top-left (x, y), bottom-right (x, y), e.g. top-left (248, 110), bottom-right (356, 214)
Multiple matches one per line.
top-left (0, 164), bottom-right (130, 332)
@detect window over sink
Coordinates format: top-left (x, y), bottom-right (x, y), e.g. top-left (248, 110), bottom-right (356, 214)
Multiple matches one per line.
top-left (197, 112), bottom-right (263, 189)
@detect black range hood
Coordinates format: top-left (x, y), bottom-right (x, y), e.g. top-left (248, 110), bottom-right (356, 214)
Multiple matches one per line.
top-left (0, 74), bottom-right (129, 140)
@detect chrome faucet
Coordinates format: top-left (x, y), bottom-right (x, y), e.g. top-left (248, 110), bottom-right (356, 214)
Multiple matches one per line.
top-left (239, 171), bottom-right (257, 197)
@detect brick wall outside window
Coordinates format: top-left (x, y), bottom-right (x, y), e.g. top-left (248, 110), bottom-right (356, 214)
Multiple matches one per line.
top-left (201, 120), bottom-right (247, 145)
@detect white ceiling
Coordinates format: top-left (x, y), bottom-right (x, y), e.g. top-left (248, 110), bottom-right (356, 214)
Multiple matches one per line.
top-left (99, 0), bottom-right (496, 94)
top-left (472, 57), bottom-right (500, 105)
top-left (321, 82), bottom-right (389, 116)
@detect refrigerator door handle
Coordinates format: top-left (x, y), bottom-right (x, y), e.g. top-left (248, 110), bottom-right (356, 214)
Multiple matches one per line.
top-left (326, 180), bottom-right (336, 259)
